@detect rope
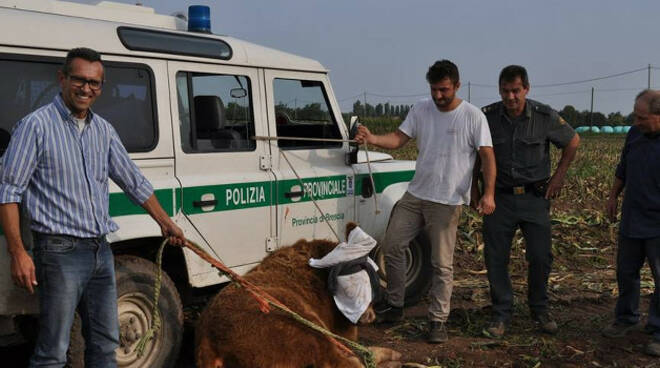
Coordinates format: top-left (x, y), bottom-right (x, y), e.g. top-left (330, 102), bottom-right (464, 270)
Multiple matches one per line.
top-left (135, 238), bottom-right (167, 357)
top-left (137, 238), bottom-right (376, 367)
top-left (252, 135), bottom-right (355, 143)
top-left (361, 142), bottom-right (380, 214)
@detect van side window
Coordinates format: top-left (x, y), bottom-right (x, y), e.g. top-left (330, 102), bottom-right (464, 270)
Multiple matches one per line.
top-left (273, 78), bottom-right (341, 149)
top-left (0, 56), bottom-right (157, 154)
top-left (176, 71), bottom-right (256, 153)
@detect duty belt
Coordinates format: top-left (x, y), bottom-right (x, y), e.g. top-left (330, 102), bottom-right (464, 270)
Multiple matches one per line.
top-left (496, 183), bottom-right (536, 195)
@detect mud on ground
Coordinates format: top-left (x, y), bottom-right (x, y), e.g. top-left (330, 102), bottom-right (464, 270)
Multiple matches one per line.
top-left (353, 202), bottom-right (659, 368)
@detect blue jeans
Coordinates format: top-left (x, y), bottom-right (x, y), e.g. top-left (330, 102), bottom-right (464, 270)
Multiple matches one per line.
top-left (615, 235), bottom-right (660, 341)
top-left (29, 233), bottom-right (119, 368)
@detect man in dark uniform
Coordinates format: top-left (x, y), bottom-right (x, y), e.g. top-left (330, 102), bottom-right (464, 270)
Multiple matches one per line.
top-left (602, 90), bottom-right (660, 356)
top-left (473, 65), bottom-right (580, 337)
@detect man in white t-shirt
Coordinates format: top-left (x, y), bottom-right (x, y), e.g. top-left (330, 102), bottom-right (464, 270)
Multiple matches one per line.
top-left (355, 59), bottom-right (496, 343)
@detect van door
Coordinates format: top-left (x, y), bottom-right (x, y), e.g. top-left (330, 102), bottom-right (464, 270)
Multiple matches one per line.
top-left (168, 62), bottom-right (273, 271)
top-left (264, 70), bottom-right (355, 245)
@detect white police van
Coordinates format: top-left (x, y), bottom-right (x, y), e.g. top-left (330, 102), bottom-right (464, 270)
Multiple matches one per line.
top-left (0, 1), bottom-right (430, 366)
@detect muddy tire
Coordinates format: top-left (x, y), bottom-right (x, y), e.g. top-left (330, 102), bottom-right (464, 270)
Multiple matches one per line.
top-left (372, 232), bottom-right (432, 306)
top-left (114, 255), bottom-right (183, 368)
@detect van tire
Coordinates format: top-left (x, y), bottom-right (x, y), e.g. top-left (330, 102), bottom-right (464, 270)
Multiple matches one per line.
top-left (372, 233), bottom-right (432, 306)
top-left (65, 255), bottom-right (183, 368)
top-left (114, 255), bottom-right (183, 368)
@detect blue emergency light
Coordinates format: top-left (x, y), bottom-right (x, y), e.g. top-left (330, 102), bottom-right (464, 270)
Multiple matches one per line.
top-left (188, 5), bottom-right (211, 33)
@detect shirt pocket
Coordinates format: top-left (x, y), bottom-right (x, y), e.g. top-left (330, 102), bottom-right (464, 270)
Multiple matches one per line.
top-left (492, 136), bottom-right (507, 146)
top-left (516, 136), bottom-right (545, 167)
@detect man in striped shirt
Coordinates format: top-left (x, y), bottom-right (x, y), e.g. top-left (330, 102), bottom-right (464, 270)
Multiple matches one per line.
top-left (0, 48), bottom-right (185, 367)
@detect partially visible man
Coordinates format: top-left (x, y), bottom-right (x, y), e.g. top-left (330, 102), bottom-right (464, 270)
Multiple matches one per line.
top-left (602, 89), bottom-right (660, 356)
top-left (476, 65), bottom-right (579, 338)
top-left (355, 60), bottom-right (496, 343)
top-left (0, 47), bottom-right (185, 367)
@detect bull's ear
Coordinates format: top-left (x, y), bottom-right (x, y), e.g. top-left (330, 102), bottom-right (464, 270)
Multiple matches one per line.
top-left (345, 222), bottom-right (358, 240)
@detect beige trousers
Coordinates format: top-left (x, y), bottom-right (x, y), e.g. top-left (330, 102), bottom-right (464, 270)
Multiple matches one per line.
top-left (382, 192), bottom-right (462, 322)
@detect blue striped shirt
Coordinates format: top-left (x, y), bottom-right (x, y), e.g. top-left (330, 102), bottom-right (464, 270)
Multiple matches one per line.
top-left (0, 94), bottom-right (153, 237)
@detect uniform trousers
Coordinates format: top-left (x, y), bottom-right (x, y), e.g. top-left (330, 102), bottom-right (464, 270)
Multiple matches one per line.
top-left (483, 191), bottom-right (552, 322)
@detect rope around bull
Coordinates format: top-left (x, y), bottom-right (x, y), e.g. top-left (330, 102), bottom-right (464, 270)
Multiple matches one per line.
top-left (136, 238), bottom-right (377, 368)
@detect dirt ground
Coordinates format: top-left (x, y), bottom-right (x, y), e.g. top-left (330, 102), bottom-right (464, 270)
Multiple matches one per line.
top-left (358, 274), bottom-right (658, 368)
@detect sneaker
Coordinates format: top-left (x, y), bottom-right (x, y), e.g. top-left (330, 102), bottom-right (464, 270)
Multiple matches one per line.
top-left (646, 340), bottom-right (660, 356)
top-left (428, 321), bottom-right (448, 343)
top-left (373, 299), bottom-right (392, 314)
top-left (533, 313), bottom-right (558, 335)
top-left (482, 320), bottom-right (507, 338)
top-left (602, 321), bottom-right (639, 338)
top-left (375, 302), bottom-right (403, 323)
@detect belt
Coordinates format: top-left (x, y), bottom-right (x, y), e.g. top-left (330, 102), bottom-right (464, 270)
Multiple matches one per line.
top-left (496, 183), bottom-right (536, 195)
top-left (33, 232), bottom-right (106, 243)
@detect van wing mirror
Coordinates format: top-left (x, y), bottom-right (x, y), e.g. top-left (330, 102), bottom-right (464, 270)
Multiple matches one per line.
top-left (345, 115), bottom-right (360, 165)
top-left (348, 116), bottom-right (359, 140)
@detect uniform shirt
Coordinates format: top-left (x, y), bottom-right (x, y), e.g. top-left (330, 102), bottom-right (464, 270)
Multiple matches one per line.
top-left (399, 98), bottom-right (492, 205)
top-left (482, 99), bottom-right (576, 188)
top-left (0, 94), bottom-right (153, 238)
top-left (615, 126), bottom-right (660, 239)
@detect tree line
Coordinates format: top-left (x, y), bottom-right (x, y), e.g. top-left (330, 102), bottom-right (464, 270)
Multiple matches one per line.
top-left (558, 105), bottom-right (633, 127)
top-left (347, 100), bottom-right (633, 128)
top-left (351, 101), bottom-right (412, 118)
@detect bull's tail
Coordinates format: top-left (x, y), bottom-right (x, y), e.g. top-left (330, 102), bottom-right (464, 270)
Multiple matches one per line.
top-left (196, 335), bottom-right (224, 368)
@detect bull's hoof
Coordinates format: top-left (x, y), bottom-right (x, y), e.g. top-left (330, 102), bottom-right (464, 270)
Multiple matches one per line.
top-left (368, 346), bottom-right (402, 368)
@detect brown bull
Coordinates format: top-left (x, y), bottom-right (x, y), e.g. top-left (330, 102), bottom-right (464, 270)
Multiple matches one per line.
top-left (195, 225), bottom-right (401, 368)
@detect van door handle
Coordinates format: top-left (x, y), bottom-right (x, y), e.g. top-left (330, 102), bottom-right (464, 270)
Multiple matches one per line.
top-left (284, 191), bottom-right (304, 198)
top-left (193, 199), bottom-right (218, 207)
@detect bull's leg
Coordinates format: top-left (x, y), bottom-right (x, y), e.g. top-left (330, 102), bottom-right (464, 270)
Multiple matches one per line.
top-left (320, 346), bottom-right (402, 368)
top-left (196, 335), bottom-right (223, 368)
top-left (369, 346), bottom-right (402, 368)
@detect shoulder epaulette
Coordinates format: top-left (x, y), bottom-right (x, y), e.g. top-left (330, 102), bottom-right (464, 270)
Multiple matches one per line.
top-left (481, 102), bottom-right (499, 114)
top-left (530, 100), bottom-right (552, 116)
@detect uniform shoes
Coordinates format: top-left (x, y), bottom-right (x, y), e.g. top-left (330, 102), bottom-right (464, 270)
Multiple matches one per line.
top-left (602, 321), bottom-right (639, 338)
top-left (533, 313), bottom-right (558, 335)
top-left (374, 300), bottom-right (403, 323)
top-left (428, 321), bottom-right (448, 343)
top-left (483, 320), bottom-right (507, 338)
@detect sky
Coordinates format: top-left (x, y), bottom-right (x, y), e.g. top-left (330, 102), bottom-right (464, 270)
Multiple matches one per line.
top-left (74, 0), bottom-right (660, 118)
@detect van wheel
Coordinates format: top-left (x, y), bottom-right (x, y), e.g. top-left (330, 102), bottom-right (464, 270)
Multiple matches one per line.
top-left (114, 255), bottom-right (183, 368)
top-left (372, 233), bottom-right (432, 306)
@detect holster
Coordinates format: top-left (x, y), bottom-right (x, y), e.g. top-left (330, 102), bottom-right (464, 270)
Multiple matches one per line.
top-left (531, 180), bottom-right (549, 197)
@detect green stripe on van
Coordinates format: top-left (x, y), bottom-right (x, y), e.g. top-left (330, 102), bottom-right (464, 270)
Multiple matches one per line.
top-left (182, 180), bottom-right (272, 215)
top-left (83, 170), bottom-right (416, 218)
top-left (109, 188), bottom-right (174, 217)
top-left (356, 170), bottom-right (415, 195)
top-left (276, 175), bottom-right (349, 205)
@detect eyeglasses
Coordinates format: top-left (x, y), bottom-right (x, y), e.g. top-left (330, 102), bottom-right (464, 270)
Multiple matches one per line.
top-left (67, 74), bottom-right (104, 91)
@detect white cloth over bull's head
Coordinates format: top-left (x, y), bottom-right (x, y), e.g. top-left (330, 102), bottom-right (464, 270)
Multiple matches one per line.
top-left (308, 226), bottom-right (378, 323)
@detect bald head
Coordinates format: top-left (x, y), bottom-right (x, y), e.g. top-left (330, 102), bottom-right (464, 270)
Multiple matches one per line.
top-left (634, 89), bottom-right (660, 134)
